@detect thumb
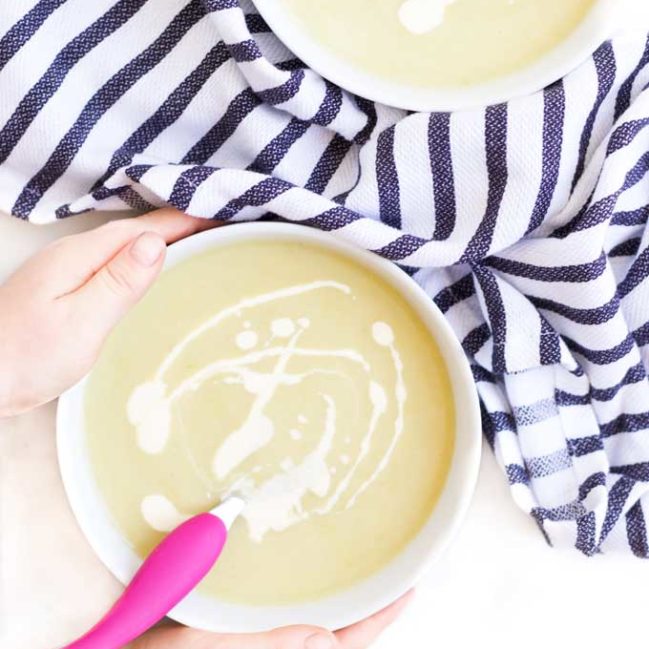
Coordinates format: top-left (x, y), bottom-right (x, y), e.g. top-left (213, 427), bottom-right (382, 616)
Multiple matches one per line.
top-left (72, 231), bottom-right (166, 334)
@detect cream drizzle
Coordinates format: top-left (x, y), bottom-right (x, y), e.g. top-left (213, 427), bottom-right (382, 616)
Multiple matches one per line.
top-left (316, 380), bottom-right (387, 514)
top-left (127, 282), bottom-right (407, 543)
top-left (141, 494), bottom-right (187, 532)
top-left (226, 395), bottom-right (338, 542)
top-left (212, 329), bottom-right (304, 480)
top-left (157, 281), bottom-right (350, 378)
top-left (346, 325), bottom-right (406, 509)
top-left (398, 0), bottom-right (457, 35)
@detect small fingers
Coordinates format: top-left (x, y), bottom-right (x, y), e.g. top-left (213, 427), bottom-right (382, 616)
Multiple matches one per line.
top-left (335, 591), bottom-right (414, 649)
top-left (134, 624), bottom-right (339, 649)
top-left (22, 208), bottom-right (217, 297)
top-left (262, 626), bottom-right (338, 649)
top-left (206, 625), bottom-right (338, 649)
top-left (127, 207), bottom-right (218, 241)
top-left (133, 594), bottom-right (412, 649)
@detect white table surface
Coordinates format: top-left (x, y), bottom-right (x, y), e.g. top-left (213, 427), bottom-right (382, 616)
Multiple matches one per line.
top-left (4, 6), bottom-right (649, 645)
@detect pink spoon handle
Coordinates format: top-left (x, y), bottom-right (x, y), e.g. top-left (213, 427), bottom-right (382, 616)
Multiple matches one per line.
top-left (63, 513), bottom-right (228, 649)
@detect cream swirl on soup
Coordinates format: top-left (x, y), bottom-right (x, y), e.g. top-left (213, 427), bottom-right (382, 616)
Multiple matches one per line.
top-left (398, 0), bottom-right (457, 35)
top-left (127, 281), bottom-right (406, 543)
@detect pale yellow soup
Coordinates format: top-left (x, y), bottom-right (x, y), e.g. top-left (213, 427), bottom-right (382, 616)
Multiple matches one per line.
top-left (282, 0), bottom-right (596, 87)
top-left (85, 239), bottom-right (455, 605)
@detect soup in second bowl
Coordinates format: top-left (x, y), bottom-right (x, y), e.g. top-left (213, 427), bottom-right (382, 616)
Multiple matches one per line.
top-left (84, 238), bottom-right (455, 605)
top-left (281, 0), bottom-right (596, 87)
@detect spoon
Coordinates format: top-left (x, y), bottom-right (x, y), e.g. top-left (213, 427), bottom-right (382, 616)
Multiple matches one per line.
top-left (63, 497), bottom-right (245, 649)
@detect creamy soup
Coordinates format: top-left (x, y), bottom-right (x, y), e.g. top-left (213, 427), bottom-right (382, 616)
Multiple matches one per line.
top-left (85, 239), bottom-right (454, 605)
top-left (281, 0), bottom-right (596, 87)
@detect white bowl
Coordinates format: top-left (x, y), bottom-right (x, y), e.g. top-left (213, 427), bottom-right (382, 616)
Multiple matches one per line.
top-left (255, 0), bottom-right (618, 111)
top-left (57, 223), bottom-right (482, 633)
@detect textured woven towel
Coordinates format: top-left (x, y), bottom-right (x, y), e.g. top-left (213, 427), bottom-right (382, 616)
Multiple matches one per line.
top-left (3, 0), bottom-right (649, 557)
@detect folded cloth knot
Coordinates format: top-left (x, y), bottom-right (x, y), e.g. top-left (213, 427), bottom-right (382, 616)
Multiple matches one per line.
top-left (2, 0), bottom-right (649, 557)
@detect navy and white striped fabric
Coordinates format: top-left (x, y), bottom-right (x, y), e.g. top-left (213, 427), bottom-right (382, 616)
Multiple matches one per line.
top-left (3, 0), bottom-right (649, 557)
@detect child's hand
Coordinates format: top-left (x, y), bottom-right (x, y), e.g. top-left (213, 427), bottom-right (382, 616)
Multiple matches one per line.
top-left (0, 209), bottom-right (214, 417)
top-left (133, 591), bottom-right (412, 649)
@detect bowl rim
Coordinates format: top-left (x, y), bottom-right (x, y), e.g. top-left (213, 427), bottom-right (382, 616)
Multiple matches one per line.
top-left (56, 222), bottom-right (482, 632)
top-left (253, 0), bottom-right (618, 112)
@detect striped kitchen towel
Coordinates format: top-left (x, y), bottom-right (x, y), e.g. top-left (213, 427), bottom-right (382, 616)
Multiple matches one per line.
top-left (2, 0), bottom-right (649, 557)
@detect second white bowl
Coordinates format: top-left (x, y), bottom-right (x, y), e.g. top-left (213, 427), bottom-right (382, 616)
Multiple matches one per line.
top-left (255, 0), bottom-right (618, 112)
